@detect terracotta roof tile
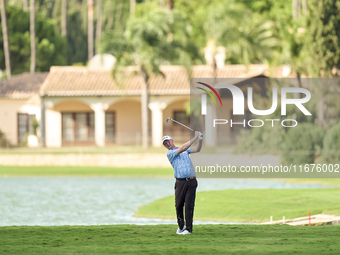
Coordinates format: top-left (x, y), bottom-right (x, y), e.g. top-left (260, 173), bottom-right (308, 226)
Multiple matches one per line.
top-left (40, 65), bottom-right (267, 97)
top-left (0, 72), bottom-right (48, 99)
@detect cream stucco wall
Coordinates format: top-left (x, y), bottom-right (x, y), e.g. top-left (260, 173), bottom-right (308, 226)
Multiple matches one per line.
top-left (0, 98), bottom-right (40, 145)
top-left (53, 100), bottom-right (93, 112)
top-left (107, 100), bottom-right (142, 145)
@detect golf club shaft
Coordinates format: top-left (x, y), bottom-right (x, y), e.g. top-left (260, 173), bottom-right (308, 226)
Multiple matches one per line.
top-left (168, 118), bottom-right (194, 132)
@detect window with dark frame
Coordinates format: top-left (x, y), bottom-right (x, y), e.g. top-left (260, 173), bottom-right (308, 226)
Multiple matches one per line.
top-left (61, 112), bottom-right (95, 145)
top-left (173, 111), bottom-right (190, 125)
top-left (17, 113), bottom-right (36, 144)
top-left (105, 112), bottom-right (116, 144)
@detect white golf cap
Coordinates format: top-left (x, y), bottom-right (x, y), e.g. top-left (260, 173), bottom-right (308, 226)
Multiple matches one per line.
top-left (162, 135), bottom-right (172, 144)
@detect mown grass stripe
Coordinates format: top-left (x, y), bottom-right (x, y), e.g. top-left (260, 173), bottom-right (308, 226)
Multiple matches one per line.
top-left (1, 225), bottom-right (339, 255)
top-left (135, 188), bottom-right (340, 222)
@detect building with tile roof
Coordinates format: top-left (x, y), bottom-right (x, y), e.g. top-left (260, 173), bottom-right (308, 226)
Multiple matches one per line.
top-left (0, 73), bottom-right (48, 146)
top-left (0, 64), bottom-right (268, 147)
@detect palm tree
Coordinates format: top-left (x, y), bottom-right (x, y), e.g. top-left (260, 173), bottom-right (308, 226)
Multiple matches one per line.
top-left (61, 0), bottom-right (67, 37)
top-left (130, 0), bottom-right (135, 17)
top-left (160, 0), bottom-right (165, 8)
top-left (30, 0), bottom-right (36, 73)
top-left (168, 0), bottom-right (174, 10)
top-left (227, 19), bottom-right (278, 65)
top-left (203, 1), bottom-right (277, 66)
top-left (95, 0), bottom-right (102, 54)
top-left (113, 9), bottom-right (178, 149)
top-left (88, 0), bottom-right (94, 60)
top-left (0, 0), bottom-right (11, 78)
top-left (23, 0), bottom-right (28, 11)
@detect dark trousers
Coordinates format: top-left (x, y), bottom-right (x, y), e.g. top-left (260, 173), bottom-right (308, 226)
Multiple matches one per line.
top-left (174, 178), bottom-right (198, 233)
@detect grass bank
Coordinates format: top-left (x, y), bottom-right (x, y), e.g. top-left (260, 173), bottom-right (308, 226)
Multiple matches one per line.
top-left (0, 166), bottom-right (173, 177)
top-left (1, 225), bottom-right (340, 254)
top-left (283, 178), bottom-right (340, 187)
top-left (136, 188), bottom-right (340, 223)
top-left (1, 166), bottom-right (339, 186)
top-left (0, 146), bottom-right (164, 155)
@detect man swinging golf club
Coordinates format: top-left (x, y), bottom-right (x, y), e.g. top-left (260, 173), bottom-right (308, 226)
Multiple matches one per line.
top-left (162, 118), bottom-right (203, 235)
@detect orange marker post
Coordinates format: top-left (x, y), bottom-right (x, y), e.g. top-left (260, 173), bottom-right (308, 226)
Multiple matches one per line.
top-left (309, 211), bottom-right (311, 226)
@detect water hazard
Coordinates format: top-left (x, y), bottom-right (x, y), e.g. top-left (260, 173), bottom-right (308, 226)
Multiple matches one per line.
top-left (0, 177), bottom-right (329, 226)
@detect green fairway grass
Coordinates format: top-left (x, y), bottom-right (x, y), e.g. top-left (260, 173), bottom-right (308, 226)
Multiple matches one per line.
top-left (0, 166), bottom-right (173, 177)
top-left (136, 188), bottom-right (340, 222)
top-left (1, 225), bottom-right (340, 255)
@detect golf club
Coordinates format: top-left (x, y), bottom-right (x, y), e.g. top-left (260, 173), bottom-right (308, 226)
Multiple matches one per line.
top-left (166, 117), bottom-right (195, 132)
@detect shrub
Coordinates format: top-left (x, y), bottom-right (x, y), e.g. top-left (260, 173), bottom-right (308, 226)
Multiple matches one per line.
top-left (281, 123), bottom-right (324, 165)
top-left (0, 129), bottom-right (9, 147)
top-left (235, 124), bottom-right (286, 155)
top-left (322, 122), bottom-right (340, 163)
top-left (31, 117), bottom-right (39, 136)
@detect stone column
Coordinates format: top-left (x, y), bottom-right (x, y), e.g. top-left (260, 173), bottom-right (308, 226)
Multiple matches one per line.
top-left (45, 109), bottom-right (62, 147)
top-left (39, 95), bottom-right (46, 147)
top-left (205, 104), bottom-right (216, 147)
top-left (149, 102), bottom-right (165, 147)
top-left (91, 103), bottom-right (108, 147)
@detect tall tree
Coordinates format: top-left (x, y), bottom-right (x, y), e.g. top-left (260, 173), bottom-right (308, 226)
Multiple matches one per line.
top-left (168, 0), bottom-right (174, 10)
top-left (302, 0), bottom-right (340, 128)
top-left (203, 1), bottom-right (277, 65)
top-left (87, 0), bottom-right (94, 60)
top-left (113, 9), bottom-right (180, 148)
top-left (130, 0), bottom-right (135, 17)
top-left (95, 0), bottom-right (102, 54)
top-left (292, 0), bottom-right (299, 19)
top-left (302, 0), bottom-right (307, 14)
top-left (23, 0), bottom-right (28, 11)
top-left (303, 0), bottom-right (340, 77)
top-left (30, 0), bottom-right (36, 73)
top-left (61, 0), bottom-right (67, 37)
top-left (0, 6), bottom-right (66, 74)
top-left (0, 0), bottom-right (11, 78)
top-left (160, 0), bottom-right (165, 8)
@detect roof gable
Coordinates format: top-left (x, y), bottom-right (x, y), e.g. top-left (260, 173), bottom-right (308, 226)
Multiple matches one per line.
top-left (39, 65), bottom-right (267, 97)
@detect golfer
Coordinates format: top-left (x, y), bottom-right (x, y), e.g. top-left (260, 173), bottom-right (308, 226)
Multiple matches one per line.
top-left (162, 131), bottom-right (203, 235)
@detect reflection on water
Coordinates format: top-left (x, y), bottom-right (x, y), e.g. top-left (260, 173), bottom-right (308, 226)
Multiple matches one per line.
top-left (0, 177), bottom-right (328, 226)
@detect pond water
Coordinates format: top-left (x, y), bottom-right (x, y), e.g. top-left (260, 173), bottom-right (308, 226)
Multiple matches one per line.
top-left (0, 177), bottom-right (329, 226)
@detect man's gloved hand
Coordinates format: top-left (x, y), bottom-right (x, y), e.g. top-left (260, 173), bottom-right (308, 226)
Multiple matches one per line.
top-left (199, 132), bottom-right (204, 140)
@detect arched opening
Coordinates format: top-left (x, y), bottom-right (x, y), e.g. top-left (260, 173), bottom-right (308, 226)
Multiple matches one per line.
top-left (52, 100), bottom-right (94, 146)
top-left (163, 99), bottom-right (190, 143)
